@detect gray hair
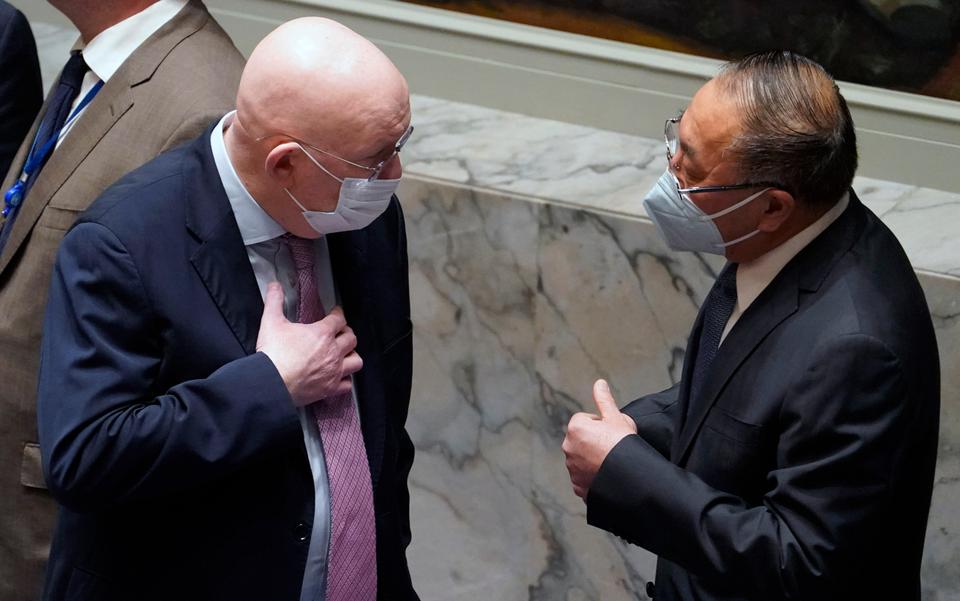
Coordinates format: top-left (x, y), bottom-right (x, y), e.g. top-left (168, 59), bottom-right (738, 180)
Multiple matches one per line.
top-left (718, 51), bottom-right (858, 207)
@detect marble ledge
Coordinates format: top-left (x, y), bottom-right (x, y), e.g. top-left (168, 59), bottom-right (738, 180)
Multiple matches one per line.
top-left (404, 95), bottom-right (960, 280)
top-left (30, 18), bottom-right (960, 280)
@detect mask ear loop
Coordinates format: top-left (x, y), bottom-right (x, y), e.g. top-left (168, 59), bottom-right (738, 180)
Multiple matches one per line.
top-left (294, 142), bottom-right (345, 183)
top-left (714, 227), bottom-right (763, 249)
top-left (694, 187), bottom-right (772, 222)
top-left (284, 188), bottom-right (309, 212)
top-left (705, 188), bottom-right (772, 249)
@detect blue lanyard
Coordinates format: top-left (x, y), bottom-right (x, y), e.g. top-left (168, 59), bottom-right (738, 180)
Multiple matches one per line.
top-left (3, 80), bottom-right (104, 217)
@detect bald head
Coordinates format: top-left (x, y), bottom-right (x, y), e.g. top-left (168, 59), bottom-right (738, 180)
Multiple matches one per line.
top-left (224, 17), bottom-right (411, 238)
top-left (237, 17), bottom-right (409, 150)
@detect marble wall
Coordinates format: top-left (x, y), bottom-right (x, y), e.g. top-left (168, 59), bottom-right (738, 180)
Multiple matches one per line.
top-left (400, 176), bottom-right (960, 601)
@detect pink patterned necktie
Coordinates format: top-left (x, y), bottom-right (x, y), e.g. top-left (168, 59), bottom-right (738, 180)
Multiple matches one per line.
top-left (282, 234), bottom-right (377, 601)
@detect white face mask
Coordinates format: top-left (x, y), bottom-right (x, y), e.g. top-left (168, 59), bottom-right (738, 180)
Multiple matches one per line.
top-left (284, 142), bottom-right (400, 235)
top-left (643, 169), bottom-right (769, 255)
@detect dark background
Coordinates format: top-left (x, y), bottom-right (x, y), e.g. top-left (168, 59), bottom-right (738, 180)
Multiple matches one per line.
top-left (398, 0), bottom-right (960, 102)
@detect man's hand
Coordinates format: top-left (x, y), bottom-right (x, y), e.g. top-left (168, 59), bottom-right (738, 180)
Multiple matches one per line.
top-left (562, 379), bottom-right (638, 499)
top-left (256, 282), bottom-right (363, 406)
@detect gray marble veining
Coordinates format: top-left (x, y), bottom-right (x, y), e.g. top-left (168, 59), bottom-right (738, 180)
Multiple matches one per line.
top-left (402, 176), bottom-right (960, 600)
top-left (404, 95), bottom-right (960, 280)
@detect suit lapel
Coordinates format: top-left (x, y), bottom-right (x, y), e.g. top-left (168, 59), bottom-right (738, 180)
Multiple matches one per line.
top-left (673, 191), bottom-right (866, 465)
top-left (185, 132), bottom-right (263, 355)
top-left (328, 228), bottom-right (386, 488)
top-left (0, 0), bottom-right (211, 277)
top-left (675, 266), bottom-right (799, 464)
top-left (0, 85), bottom-right (133, 275)
top-left (669, 308), bottom-right (704, 462)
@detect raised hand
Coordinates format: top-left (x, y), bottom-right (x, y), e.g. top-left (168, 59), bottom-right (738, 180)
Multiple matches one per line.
top-left (562, 379), bottom-right (638, 499)
top-left (256, 282), bottom-right (363, 406)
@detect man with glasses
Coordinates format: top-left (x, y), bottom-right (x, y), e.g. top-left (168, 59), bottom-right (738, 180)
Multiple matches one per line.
top-left (36, 18), bottom-right (418, 601)
top-left (563, 51), bottom-right (939, 601)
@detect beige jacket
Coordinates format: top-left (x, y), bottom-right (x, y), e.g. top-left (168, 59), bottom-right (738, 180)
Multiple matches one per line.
top-left (0, 2), bottom-right (244, 598)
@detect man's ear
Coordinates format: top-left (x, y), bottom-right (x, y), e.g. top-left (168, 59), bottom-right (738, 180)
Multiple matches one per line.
top-left (264, 142), bottom-right (300, 189)
top-left (757, 189), bottom-right (796, 233)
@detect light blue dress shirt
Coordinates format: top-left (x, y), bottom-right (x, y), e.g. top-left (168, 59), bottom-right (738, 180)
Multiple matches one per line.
top-left (211, 111), bottom-right (353, 601)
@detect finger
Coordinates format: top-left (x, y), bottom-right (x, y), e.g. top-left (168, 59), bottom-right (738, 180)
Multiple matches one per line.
top-left (336, 329), bottom-right (358, 355)
top-left (593, 379), bottom-right (620, 420)
top-left (261, 282), bottom-right (286, 325)
top-left (335, 377), bottom-right (354, 396)
top-left (321, 306), bottom-right (347, 332)
top-left (341, 352), bottom-right (364, 376)
top-left (566, 411), bottom-right (592, 431)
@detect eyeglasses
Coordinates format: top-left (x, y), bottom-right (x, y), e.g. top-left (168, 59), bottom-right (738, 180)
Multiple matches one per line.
top-left (664, 115), bottom-right (786, 195)
top-left (263, 125), bottom-right (414, 182)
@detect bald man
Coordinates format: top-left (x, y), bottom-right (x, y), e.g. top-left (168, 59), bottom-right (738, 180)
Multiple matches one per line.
top-left (36, 18), bottom-right (418, 601)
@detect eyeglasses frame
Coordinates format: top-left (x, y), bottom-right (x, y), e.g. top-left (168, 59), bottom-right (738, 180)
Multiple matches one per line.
top-left (261, 124), bottom-right (414, 182)
top-left (664, 116), bottom-right (787, 195)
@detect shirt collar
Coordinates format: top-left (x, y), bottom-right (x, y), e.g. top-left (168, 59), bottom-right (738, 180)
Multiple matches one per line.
top-left (210, 111), bottom-right (287, 246)
top-left (72, 0), bottom-right (188, 82)
top-left (736, 191), bottom-right (851, 313)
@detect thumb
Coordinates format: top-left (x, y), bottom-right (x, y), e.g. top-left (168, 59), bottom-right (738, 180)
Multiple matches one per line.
top-left (261, 282), bottom-right (287, 325)
top-left (593, 379), bottom-right (620, 420)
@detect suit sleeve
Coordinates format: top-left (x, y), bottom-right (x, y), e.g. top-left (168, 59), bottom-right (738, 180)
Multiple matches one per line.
top-left (392, 198), bottom-right (421, 600)
top-left (587, 334), bottom-right (910, 600)
top-left (621, 383), bottom-right (680, 458)
top-left (38, 222), bottom-right (302, 512)
top-left (0, 6), bottom-right (43, 179)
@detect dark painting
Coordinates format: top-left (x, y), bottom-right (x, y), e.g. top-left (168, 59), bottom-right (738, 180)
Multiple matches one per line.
top-left (398, 0), bottom-right (960, 102)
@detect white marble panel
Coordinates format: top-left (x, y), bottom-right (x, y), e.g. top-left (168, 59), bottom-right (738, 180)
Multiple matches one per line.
top-left (403, 95), bottom-right (960, 281)
top-left (920, 274), bottom-right (960, 601)
top-left (405, 95), bottom-right (665, 219)
top-left (400, 179), bottom-right (545, 600)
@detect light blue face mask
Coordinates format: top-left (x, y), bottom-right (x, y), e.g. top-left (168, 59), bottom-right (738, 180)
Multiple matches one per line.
top-left (284, 142), bottom-right (400, 236)
top-left (642, 169), bottom-right (770, 255)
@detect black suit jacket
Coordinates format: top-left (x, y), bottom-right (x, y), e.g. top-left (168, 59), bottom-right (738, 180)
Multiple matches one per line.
top-left (37, 125), bottom-right (418, 601)
top-left (0, 0), bottom-right (42, 180)
top-left (587, 193), bottom-right (939, 601)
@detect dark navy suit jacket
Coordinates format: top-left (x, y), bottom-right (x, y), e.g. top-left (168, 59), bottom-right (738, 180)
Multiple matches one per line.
top-left (587, 194), bottom-right (940, 601)
top-left (37, 125), bottom-right (418, 601)
top-left (0, 0), bottom-right (42, 180)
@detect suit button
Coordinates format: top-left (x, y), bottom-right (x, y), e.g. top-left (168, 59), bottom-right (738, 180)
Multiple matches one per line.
top-left (294, 521), bottom-right (311, 543)
top-left (645, 581), bottom-right (656, 599)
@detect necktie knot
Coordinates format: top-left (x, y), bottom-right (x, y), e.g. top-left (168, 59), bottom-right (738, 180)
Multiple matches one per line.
top-left (60, 51), bottom-right (89, 92)
top-left (282, 233), bottom-right (315, 274)
top-left (716, 263), bottom-right (738, 300)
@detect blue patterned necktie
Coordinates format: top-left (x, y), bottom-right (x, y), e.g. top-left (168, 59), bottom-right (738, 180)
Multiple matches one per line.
top-left (687, 263), bottom-right (739, 418)
top-left (23, 51), bottom-right (88, 197)
top-left (0, 51), bottom-right (88, 249)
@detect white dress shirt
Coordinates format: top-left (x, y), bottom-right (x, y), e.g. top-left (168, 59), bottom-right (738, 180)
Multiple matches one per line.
top-left (57, 0), bottom-right (189, 147)
top-left (212, 111), bottom-right (344, 601)
top-left (720, 192), bottom-right (851, 343)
